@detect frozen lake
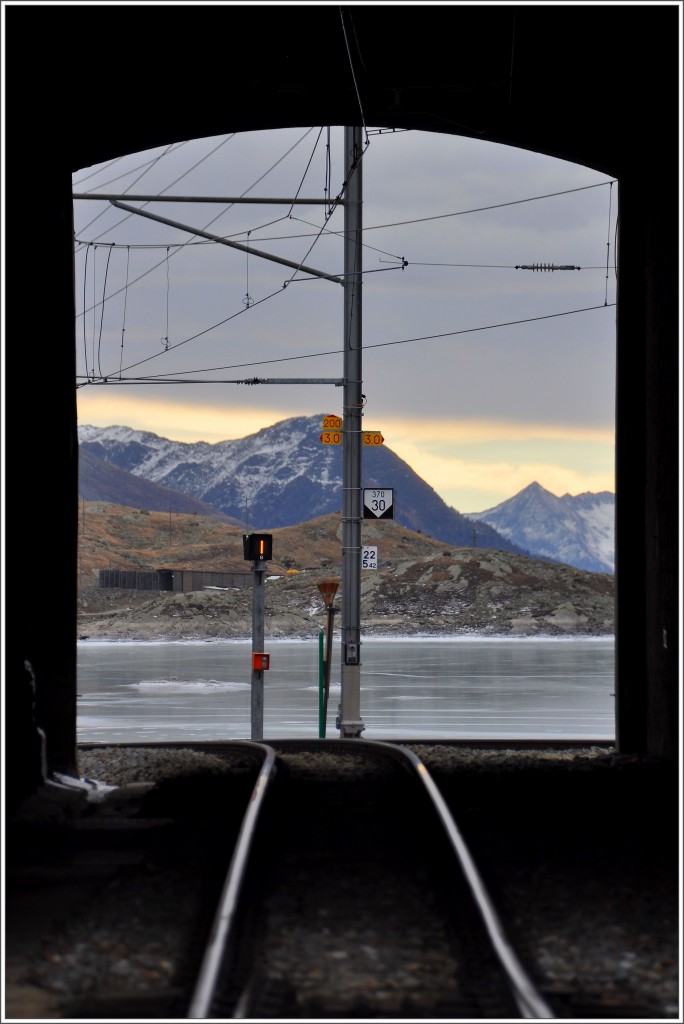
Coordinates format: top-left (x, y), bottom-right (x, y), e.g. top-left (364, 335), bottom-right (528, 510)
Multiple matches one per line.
top-left (77, 636), bottom-right (615, 743)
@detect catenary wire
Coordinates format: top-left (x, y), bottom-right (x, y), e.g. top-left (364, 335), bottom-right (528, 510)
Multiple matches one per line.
top-left (73, 151), bottom-right (140, 188)
top-left (97, 140), bottom-right (369, 381)
top-left (82, 129), bottom-right (586, 376)
top-left (97, 245), bottom-right (113, 377)
top-left (77, 141), bottom-right (188, 239)
top-left (74, 130), bottom-right (319, 319)
top-left (77, 303), bottom-right (614, 387)
top-left (80, 235), bottom-right (606, 381)
top-left (75, 178), bottom-right (616, 254)
top-left (82, 244), bottom-right (90, 377)
top-left (74, 141), bottom-right (615, 380)
top-left (72, 240), bottom-right (612, 272)
top-left (162, 247), bottom-right (170, 349)
top-left (289, 214), bottom-right (403, 263)
top-left (288, 128), bottom-right (326, 216)
top-left (81, 240), bottom-right (608, 380)
top-left (101, 283), bottom-right (289, 380)
top-left (76, 136), bottom-right (237, 247)
top-left (410, 262), bottom-right (609, 269)
top-left (340, 8), bottom-right (369, 144)
top-left (73, 142), bottom-right (188, 192)
top-left (119, 246), bottom-right (130, 378)
top-left (360, 180), bottom-right (616, 233)
top-left (604, 181), bottom-right (614, 305)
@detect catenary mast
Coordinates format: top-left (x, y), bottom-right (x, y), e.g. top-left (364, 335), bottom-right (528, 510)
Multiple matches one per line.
top-left (338, 126), bottom-right (366, 738)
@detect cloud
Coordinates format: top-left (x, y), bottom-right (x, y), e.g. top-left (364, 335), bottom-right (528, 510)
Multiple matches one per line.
top-left (76, 392), bottom-right (294, 443)
top-left (380, 415), bottom-right (614, 510)
top-left (77, 391), bottom-right (614, 513)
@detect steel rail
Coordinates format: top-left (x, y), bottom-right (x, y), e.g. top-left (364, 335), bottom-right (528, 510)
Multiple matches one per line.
top-left (186, 742), bottom-right (279, 1019)
top-left (395, 742), bottom-right (555, 1018)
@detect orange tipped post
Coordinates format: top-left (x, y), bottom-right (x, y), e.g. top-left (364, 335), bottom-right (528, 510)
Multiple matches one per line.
top-left (317, 578), bottom-right (339, 736)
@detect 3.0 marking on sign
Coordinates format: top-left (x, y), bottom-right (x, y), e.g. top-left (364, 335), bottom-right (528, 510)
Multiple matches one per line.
top-left (362, 431), bottom-right (384, 446)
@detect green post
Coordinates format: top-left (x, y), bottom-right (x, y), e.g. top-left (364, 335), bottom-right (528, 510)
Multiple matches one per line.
top-left (318, 631), bottom-right (326, 737)
top-left (316, 579), bottom-right (339, 739)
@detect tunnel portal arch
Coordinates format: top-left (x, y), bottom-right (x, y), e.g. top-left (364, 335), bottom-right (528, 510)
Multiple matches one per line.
top-left (3, 4), bottom-right (679, 807)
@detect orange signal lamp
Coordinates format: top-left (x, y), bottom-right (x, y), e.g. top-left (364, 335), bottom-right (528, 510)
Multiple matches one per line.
top-left (243, 533), bottom-right (273, 561)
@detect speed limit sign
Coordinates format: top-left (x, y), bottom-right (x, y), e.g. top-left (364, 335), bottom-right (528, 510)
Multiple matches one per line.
top-left (363, 488), bottom-right (394, 519)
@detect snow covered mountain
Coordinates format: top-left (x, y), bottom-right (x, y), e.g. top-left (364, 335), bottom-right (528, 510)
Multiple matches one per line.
top-left (78, 415), bottom-right (530, 556)
top-left (465, 481), bottom-right (614, 573)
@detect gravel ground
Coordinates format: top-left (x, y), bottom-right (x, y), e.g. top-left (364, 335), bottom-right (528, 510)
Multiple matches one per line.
top-left (6, 743), bottom-right (680, 1019)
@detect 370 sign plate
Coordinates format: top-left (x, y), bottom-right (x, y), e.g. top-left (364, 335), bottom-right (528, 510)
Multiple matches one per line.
top-left (363, 488), bottom-right (394, 519)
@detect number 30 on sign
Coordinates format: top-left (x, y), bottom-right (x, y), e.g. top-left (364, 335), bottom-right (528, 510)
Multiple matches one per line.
top-left (362, 546), bottom-right (378, 570)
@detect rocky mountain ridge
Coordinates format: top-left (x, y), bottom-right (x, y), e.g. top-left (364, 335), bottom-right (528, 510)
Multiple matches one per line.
top-left (78, 418), bottom-right (614, 572)
top-left (77, 417), bottom-right (531, 558)
top-left (466, 481), bottom-right (614, 573)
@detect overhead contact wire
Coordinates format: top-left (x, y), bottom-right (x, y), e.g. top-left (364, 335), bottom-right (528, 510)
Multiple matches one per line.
top-left (82, 243), bottom-right (90, 379)
top-left (119, 246), bottom-right (130, 378)
top-left (97, 244), bottom-right (113, 377)
top-left (78, 303), bottom-right (614, 385)
top-left (604, 181), bottom-right (613, 305)
top-left (340, 8), bottom-right (369, 144)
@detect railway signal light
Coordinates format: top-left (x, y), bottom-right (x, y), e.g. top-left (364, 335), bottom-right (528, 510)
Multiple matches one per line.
top-left (243, 533), bottom-right (273, 562)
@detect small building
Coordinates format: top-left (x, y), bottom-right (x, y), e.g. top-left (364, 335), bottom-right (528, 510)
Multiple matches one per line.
top-left (98, 568), bottom-right (252, 593)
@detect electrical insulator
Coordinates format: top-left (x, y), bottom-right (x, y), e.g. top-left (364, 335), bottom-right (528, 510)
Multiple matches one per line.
top-left (515, 263), bottom-right (581, 271)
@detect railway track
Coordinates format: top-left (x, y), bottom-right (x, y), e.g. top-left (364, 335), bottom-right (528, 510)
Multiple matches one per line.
top-left (188, 739), bottom-right (553, 1019)
top-left (40, 739), bottom-right (555, 1019)
top-left (9, 740), bottom-right (677, 1019)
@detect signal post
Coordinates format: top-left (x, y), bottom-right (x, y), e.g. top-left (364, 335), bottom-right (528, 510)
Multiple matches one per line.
top-left (243, 533), bottom-right (272, 740)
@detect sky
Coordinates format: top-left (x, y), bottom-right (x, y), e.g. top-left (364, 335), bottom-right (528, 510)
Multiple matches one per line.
top-left (73, 125), bottom-right (617, 513)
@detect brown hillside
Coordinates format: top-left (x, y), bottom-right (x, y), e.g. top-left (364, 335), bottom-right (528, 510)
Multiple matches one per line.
top-left (77, 502), bottom-right (614, 640)
top-left (77, 501), bottom-right (450, 584)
